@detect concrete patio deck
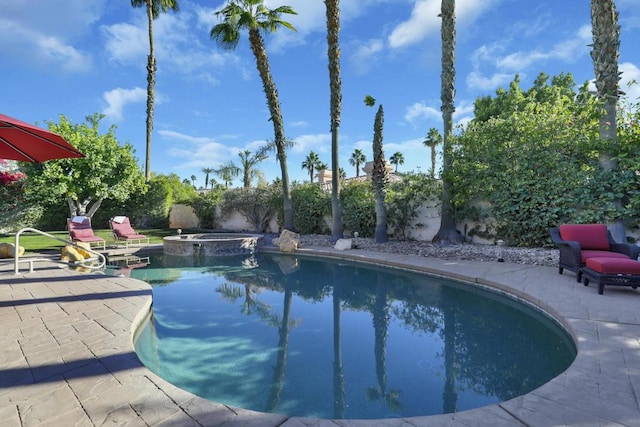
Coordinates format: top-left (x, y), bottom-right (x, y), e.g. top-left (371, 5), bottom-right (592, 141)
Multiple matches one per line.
top-left (1, 247), bottom-right (640, 426)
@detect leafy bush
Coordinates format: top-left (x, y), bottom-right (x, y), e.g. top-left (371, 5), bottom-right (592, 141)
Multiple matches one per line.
top-left (192, 188), bottom-right (224, 229)
top-left (387, 173), bottom-right (441, 239)
top-left (340, 180), bottom-right (376, 237)
top-left (290, 183), bottom-right (331, 234)
top-left (220, 186), bottom-right (279, 232)
top-left (450, 76), bottom-right (640, 247)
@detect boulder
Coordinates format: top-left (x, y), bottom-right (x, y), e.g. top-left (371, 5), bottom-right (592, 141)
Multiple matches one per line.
top-left (334, 238), bottom-right (353, 251)
top-left (0, 242), bottom-right (25, 258)
top-left (75, 242), bottom-right (93, 258)
top-left (61, 245), bottom-right (87, 262)
top-left (277, 229), bottom-right (300, 252)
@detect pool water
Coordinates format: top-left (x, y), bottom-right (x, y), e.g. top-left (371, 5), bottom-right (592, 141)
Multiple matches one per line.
top-left (132, 253), bottom-right (576, 420)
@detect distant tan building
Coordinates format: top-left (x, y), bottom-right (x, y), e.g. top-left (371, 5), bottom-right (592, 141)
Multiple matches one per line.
top-left (317, 161), bottom-right (401, 191)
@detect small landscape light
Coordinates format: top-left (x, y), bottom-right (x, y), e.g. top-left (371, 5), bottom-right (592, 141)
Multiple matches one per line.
top-left (497, 239), bottom-right (505, 262)
top-left (353, 231), bottom-right (359, 249)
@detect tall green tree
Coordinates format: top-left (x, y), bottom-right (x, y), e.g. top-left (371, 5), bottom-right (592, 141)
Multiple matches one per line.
top-left (131, 0), bottom-right (180, 182)
top-left (238, 147), bottom-right (268, 188)
top-left (21, 113), bottom-right (146, 220)
top-left (389, 151), bottom-right (404, 173)
top-left (423, 128), bottom-right (442, 178)
top-left (326, 0), bottom-right (343, 242)
top-left (211, 0), bottom-right (297, 231)
top-left (433, 0), bottom-right (462, 244)
top-left (591, 0), bottom-right (624, 241)
top-left (202, 167), bottom-right (214, 189)
top-left (301, 151), bottom-right (321, 183)
top-left (349, 148), bottom-right (366, 177)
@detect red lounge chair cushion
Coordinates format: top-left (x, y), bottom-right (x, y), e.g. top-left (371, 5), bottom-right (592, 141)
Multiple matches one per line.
top-left (586, 257), bottom-right (640, 275)
top-left (581, 250), bottom-right (629, 263)
top-left (72, 229), bottom-right (96, 239)
top-left (559, 224), bottom-right (610, 251)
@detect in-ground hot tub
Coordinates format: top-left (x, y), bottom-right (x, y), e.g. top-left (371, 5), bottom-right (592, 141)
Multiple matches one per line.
top-left (163, 233), bottom-right (263, 256)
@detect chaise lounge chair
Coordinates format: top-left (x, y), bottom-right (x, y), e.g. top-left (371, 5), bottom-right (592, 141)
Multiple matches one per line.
top-left (550, 224), bottom-right (640, 282)
top-left (67, 216), bottom-right (106, 251)
top-left (109, 216), bottom-right (149, 248)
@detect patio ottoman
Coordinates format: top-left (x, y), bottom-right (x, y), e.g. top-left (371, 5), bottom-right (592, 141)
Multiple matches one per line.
top-left (582, 257), bottom-right (640, 295)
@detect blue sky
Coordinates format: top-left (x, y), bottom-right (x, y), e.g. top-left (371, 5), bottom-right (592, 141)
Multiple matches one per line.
top-left (1, 0), bottom-right (639, 186)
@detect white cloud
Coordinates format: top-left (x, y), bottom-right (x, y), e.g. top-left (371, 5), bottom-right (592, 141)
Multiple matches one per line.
top-left (159, 129), bottom-right (234, 169)
top-left (290, 121), bottom-right (309, 128)
top-left (388, 0), bottom-right (501, 49)
top-left (0, 18), bottom-right (93, 73)
top-left (453, 99), bottom-right (475, 128)
top-left (466, 71), bottom-right (513, 91)
top-left (620, 62), bottom-right (640, 103)
top-left (496, 25), bottom-right (591, 72)
top-left (350, 39), bottom-right (384, 75)
top-left (404, 101), bottom-right (441, 125)
top-left (261, 0), bottom-right (390, 53)
top-left (388, 0), bottom-right (440, 49)
top-left (102, 87), bottom-right (146, 121)
top-left (291, 133), bottom-right (331, 154)
top-left (102, 22), bottom-right (147, 63)
top-left (102, 7), bottom-right (230, 83)
top-left (0, 0), bottom-right (104, 38)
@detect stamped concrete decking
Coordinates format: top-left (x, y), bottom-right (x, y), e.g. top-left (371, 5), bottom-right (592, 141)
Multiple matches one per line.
top-left (1, 247), bottom-right (640, 426)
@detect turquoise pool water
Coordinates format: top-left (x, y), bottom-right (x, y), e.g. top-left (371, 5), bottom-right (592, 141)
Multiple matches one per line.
top-left (132, 253), bottom-right (576, 420)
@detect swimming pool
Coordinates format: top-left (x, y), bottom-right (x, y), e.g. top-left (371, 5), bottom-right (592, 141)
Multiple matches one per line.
top-left (132, 252), bottom-right (576, 420)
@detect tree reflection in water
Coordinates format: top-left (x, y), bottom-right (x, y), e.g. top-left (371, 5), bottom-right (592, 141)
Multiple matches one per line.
top-left (134, 253), bottom-right (575, 419)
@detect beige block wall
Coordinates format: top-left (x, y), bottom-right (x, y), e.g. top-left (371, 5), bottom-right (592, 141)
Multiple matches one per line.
top-left (170, 201), bottom-right (493, 243)
top-left (169, 204), bottom-right (199, 229)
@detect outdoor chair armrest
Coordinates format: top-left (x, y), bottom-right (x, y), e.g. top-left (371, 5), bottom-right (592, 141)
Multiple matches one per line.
top-left (610, 242), bottom-right (640, 260)
top-left (550, 228), bottom-right (581, 251)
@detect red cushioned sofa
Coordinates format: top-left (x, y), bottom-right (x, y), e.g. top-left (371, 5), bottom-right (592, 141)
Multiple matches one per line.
top-left (550, 224), bottom-right (640, 282)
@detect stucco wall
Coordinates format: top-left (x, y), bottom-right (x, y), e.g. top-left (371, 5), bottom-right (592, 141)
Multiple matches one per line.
top-left (170, 201), bottom-right (495, 244)
top-left (169, 204), bottom-right (199, 229)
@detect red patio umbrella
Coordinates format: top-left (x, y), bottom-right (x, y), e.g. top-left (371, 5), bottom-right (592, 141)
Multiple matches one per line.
top-left (0, 113), bottom-right (85, 162)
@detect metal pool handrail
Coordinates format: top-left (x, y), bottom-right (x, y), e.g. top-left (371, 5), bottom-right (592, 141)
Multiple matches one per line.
top-left (13, 227), bottom-right (106, 274)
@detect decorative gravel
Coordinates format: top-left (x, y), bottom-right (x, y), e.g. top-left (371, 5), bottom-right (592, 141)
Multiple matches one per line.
top-left (265, 234), bottom-right (559, 267)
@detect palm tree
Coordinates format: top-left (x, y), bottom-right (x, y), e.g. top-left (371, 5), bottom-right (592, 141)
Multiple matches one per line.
top-left (202, 167), bottom-right (214, 189)
top-left (211, 0), bottom-right (297, 231)
top-left (366, 96), bottom-right (389, 243)
top-left (349, 148), bottom-right (366, 177)
top-left (389, 152), bottom-right (404, 173)
top-left (433, 0), bottom-right (463, 244)
top-left (238, 147), bottom-right (268, 188)
top-left (326, 0), bottom-right (343, 242)
top-left (131, 0), bottom-right (180, 182)
top-left (591, 0), bottom-right (624, 241)
top-left (301, 151), bottom-right (321, 183)
top-left (215, 161), bottom-right (240, 188)
top-left (190, 174), bottom-right (196, 187)
top-left (423, 128), bottom-right (442, 178)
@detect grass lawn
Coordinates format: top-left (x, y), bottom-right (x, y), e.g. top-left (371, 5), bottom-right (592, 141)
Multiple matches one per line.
top-left (0, 229), bottom-right (178, 252)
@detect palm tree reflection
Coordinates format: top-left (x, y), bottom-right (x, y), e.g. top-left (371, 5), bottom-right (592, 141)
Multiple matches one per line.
top-left (366, 273), bottom-right (401, 413)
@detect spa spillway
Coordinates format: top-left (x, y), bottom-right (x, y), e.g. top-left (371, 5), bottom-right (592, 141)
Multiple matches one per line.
top-left (163, 233), bottom-right (263, 256)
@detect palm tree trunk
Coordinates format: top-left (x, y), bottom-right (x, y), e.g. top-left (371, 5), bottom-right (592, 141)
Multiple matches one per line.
top-left (433, 0), bottom-right (463, 244)
top-left (591, 0), bottom-right (624, 242)
top-left (248, 29), bottom-right (294, 230)
top-left (327, 0), bottom-right (343, 242)
top-left (431, 145), bottom-right (436, 178)
top-left (145, 1), bottom-right (155, 182)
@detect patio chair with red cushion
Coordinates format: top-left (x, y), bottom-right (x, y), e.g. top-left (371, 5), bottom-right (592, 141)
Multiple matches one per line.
top-left (67, 216), bottom-right (106, 251)
top-left (109, 216), bottom-right (149, 248)
top-left (550, 224), bottom-right (640, 282)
